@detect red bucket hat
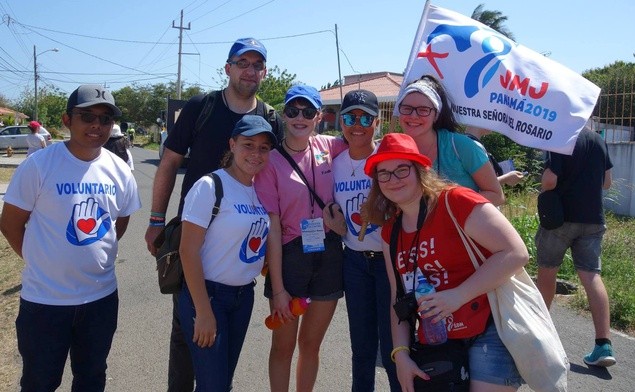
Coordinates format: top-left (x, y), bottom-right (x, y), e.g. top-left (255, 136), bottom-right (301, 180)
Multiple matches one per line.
top-left (364, 133), bottom-right (432, 176)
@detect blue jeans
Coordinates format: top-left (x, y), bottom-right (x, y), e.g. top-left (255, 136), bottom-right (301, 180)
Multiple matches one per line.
top-left (178, 280), bottom-right (255, 392)
top-left (343, 247), bottom-right (400, 392)
top-left (16, 290), bottom-right (118, 392)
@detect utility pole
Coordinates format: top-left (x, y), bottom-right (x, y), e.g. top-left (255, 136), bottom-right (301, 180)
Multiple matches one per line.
top-left (33, 45), bottom-right (38, 122)
top-left (172, 10), bottom-right (190, 100)
top-left (335, 24), bottom-right (344, 131)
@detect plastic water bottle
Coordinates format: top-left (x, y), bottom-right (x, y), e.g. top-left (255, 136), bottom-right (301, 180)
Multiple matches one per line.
top-left (415, 273), bottom-right (447, 345)
top-left (265, 297), bottom-right (311, 329)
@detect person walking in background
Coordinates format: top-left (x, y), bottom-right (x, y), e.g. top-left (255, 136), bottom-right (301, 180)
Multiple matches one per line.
top-left (143, 37), bottom-right (283, 392)
top-left (255, 85), bottom-right (347, 392)
top-left (395, 75), bottom-right (504, 205)
top-left (332, 89), bottom-right (400, 391)
top-left (364, 133), bottom-right (528, 391)
top-left (0, 84), bottom-right (141, 391)
top-left (535, 128), bottom-right (615, 367)
top-left (179, 115), bottom-right (276, 391)
top-left (464, 126), bottom-right (525, 187)
top-left (26, 120), bottom-right (46, 157)
top-left (104, 123), bottom-right (134, 169)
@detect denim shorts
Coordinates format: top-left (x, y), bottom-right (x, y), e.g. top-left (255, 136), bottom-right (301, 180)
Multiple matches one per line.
top-left (468, 321), bottom-right (523, 388)
top-left (535, 223), bottom-right (606, 272)
top-left (264, 231), bottom-right (344, 301)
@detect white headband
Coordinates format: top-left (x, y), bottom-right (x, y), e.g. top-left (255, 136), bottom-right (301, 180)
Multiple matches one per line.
top-left (396, 79), bottom-right (443, 119)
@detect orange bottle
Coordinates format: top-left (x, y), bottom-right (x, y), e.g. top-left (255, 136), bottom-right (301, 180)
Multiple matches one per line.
top-left (265, 297), bottom-right (311, 329)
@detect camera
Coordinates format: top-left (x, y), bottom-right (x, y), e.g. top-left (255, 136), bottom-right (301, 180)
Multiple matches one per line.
top-left (393, 292), bottom-right (418, 321)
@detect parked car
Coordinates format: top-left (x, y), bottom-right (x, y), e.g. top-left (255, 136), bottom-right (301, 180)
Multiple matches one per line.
top-left (0, 125), bottom-right (53, 150)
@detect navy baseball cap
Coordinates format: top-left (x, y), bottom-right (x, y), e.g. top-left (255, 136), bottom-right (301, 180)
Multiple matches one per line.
top-left (231, 115), bottom-right (277, 145)
top-left (67, 84), bottom-right (122, 116)
top-left (227, 38), bottom-right (267, 61)
top-left (341, 89), bottom-right (379, 116)
top-left (284, 85), bottom-right (322, 109)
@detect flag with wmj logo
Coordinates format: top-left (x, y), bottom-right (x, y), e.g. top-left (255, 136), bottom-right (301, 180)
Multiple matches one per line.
top-left (397, 2), bottom-right (600, 155)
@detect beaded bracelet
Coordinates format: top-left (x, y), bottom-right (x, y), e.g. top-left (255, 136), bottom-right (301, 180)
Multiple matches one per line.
top-left (390, 346), bottom-right (410, 362)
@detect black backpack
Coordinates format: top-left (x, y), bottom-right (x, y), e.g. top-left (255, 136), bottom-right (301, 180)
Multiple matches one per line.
top-left (104, 136), bottom-right (129, 163)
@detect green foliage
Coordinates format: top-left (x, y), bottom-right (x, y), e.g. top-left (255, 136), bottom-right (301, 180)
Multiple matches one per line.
top-left (112, 82), bottom-right (204, 127)
top-left (258, 66), bottom-right (297, 110)
top-left (503, 192), bottom-right (635, 332)
top-left (471, 3), bottom-right (515, 40)
top-left (13, 86), bottom-right (66, 128)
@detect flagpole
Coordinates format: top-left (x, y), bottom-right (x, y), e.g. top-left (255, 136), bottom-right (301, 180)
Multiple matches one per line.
top-left (400, 0), bottom-right (431, 87)
top-left (391, 0), bottom-right (431, 133)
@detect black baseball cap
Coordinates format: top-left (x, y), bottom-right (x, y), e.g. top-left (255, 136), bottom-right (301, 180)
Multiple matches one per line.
top-left (341, 89), bottom-right (378, 116)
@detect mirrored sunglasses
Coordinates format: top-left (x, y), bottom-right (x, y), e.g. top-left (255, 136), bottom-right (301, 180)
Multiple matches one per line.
top-left (341, 113), bottom-right (375, 127)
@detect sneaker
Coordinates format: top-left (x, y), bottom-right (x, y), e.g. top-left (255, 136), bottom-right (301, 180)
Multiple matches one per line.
top-left (583, 343), bottom-right (617, 367)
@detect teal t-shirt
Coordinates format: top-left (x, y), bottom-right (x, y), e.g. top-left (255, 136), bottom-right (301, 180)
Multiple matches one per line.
top-left (433, 129), bottom-right (488, 191)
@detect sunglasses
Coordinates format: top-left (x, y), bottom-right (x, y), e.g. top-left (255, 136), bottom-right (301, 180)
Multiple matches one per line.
top-left (341, 113), bottom-right (375, 127)
top-left (227, 59), bottom-right (266, 71)
top-left (71, 111), bottom-right (115, 125)
top-left (398, 104), bottom-right (436, 117)
top-left (283, 106), bottom-right (318, 120)
top-left (376, 164), bottom-right (413, 183)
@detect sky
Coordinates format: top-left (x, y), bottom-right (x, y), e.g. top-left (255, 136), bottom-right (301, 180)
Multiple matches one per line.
top-left (1, 0), bottom-right (633, 103)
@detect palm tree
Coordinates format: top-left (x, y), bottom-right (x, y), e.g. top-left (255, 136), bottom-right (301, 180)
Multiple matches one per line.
top-left (471, 4), bottom-right (515, 41)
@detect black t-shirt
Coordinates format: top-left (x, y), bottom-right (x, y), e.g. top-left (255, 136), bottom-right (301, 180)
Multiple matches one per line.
top-left (547, 130), bottom-right (613, 224)
top-left (163, 91), bottom-right (284, 213)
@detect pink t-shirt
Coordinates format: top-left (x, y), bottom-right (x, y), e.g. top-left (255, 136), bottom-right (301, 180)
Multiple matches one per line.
top-left (255, 135), bottom-right (347, 245)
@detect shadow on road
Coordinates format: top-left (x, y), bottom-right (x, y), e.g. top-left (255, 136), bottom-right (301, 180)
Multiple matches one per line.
top-left (569, 362), bottom-right (612, 380)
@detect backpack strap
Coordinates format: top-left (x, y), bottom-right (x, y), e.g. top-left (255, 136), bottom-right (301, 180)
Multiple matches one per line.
top-left (390, 213), bottom-right (405, 299)
top-left (207, 172), bottom-right (223, 227)
top-left (192, 91), bottom-right (219, 142)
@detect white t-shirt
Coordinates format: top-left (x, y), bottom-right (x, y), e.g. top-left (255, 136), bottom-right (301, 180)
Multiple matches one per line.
top-left (3, 143), bottom-right (141, 305)
top-left (26, 133), bottom-right (45, 156)
top-left (332, 149), bottom-right (382, 252)
top-left (182, 169), bottom-right (269, 286)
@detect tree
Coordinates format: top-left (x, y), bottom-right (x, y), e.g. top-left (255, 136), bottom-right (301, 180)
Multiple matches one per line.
top-left (13, 86), bottom-right (66, 129)
top-left (212, 65), bottom-right (297, 111)
top-left (112, 82), bottom-right (204, 127)
top-left (471, 4), bottom-right (515, 40)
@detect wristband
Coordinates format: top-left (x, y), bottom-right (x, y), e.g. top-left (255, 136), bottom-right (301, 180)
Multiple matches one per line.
top-left (149, 220), bottom-right (166, 227)
top-left (150, 211), bottom-right (166, 218)
top-left (390, 346), bottom-right (410, 362)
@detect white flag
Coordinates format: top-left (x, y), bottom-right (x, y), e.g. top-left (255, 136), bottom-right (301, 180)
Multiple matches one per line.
top-left (399, 3), bottom-right (600, 154)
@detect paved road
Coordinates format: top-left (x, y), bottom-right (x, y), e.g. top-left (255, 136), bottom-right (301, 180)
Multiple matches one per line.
top-left (39, 147), bottom-right (633, 391)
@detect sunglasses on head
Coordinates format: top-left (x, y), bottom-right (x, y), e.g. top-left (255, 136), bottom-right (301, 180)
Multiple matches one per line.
top-left (71, 111), bottom-right (115, 125)
top-left (283, 106), bottom-right (318, 120)
top-left (227, 58), bottom-right (266, 71)
top-left (341, 113), bottom-right (375, 127)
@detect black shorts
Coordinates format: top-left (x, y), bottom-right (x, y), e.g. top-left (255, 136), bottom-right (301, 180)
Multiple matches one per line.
top-left (264, 232), bottom-right (344, 301)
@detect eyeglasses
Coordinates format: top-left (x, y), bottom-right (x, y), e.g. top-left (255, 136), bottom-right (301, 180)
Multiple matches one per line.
top-left (71, 111), bottom-right (115, 125)
top-left (398, 104), bottom-right (436, 117)
top-left (376, 164), bottom-right (413, 183)
top-left (341, 113), bottom-right (375, 127)
top-left (283, 106), bottom-right (318, 120)
top-left (227, 59), bottom-right (266, 71)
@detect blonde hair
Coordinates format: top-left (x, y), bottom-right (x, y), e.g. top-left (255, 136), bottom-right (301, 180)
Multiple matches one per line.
top-left (365, 162), bottom-right (454, 225)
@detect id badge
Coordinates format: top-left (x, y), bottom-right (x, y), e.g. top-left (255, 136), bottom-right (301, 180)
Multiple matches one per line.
top-left (300, 218), bottom-right (326, 253)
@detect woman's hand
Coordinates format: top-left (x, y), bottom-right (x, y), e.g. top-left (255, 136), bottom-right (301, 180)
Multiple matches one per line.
top-left (395, 353), bottom-right (430, 392)
top-left (416, 288), bottom-right (465, 324)
top-left (272, 289), bottom-right (294, 321)
top-left (192, 307), bottom-right (217, 348)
